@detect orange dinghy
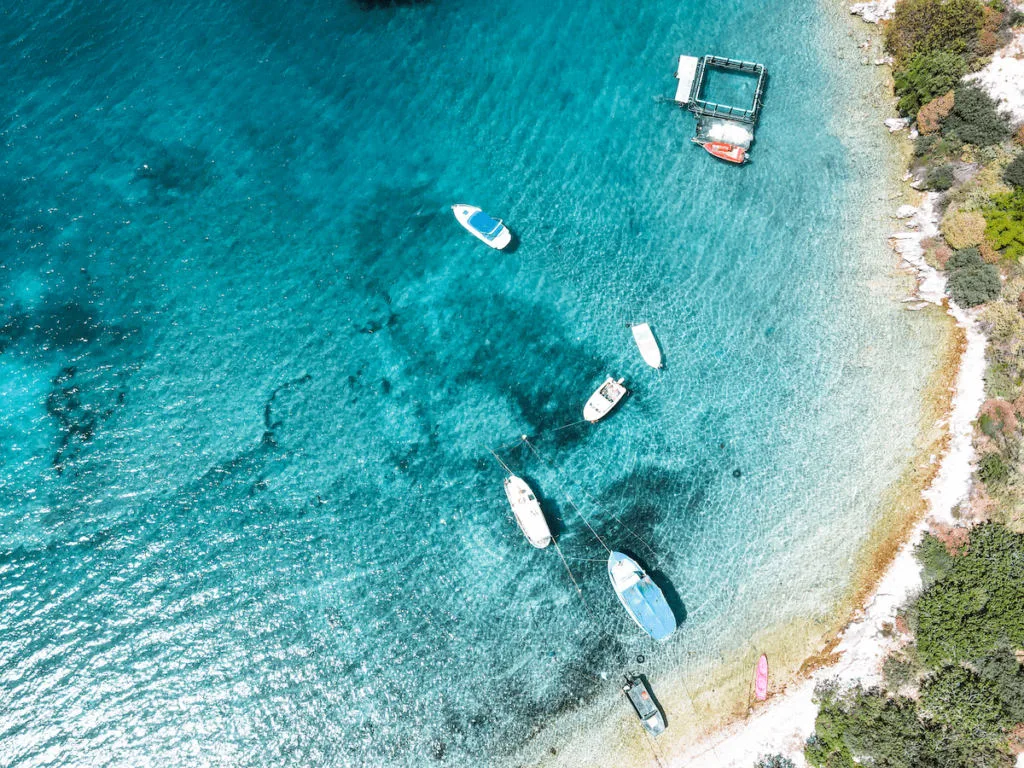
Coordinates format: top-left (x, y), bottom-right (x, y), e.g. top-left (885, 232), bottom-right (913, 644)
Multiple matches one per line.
top-left (702, 141), bottom-right (746, 164)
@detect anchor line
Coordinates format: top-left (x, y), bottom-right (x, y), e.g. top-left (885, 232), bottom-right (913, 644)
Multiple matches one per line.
top-left (524, 437), bottom-right (612, 554)
top-left (522, 436), bottom-right (659, 564)
top-left (487, 447), bottom-right (513, 476)
top-left (551, 538), bottom-right (620, 643)
top-left (550, 418), bottom-right (589, 433)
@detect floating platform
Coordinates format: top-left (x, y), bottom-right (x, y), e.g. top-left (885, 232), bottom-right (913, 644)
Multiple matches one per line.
top-left (673, 55), bottom-right (767, 164)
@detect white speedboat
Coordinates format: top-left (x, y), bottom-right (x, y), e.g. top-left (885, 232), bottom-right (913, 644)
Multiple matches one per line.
top-left (452, 204), bottom-right (513, 250)
top-left (630, 323), bottom-right (662, 369)
top-left (503, 475), bottom-right (552, 548)
top-left (583, 377), bottom-right (628, 423)
top-left (608, 552), bottom-right (676, 641)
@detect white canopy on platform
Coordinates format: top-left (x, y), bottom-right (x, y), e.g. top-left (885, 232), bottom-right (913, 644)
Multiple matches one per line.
top-left (674, 55), bottom-right (699, 104)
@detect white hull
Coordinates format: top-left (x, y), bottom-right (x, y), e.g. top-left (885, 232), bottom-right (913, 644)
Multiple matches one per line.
top-left (583, 377), bottom-right (628, 422)
top-left (452, 204), bottom-right (513, 250)
top-left (631, 323), bottom-right (662, 368)
top-left (503, 475), bottom-right (552, 548)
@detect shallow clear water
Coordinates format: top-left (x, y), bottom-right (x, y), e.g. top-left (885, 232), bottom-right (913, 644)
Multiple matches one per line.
top-left (1, 1), bottom-right (938, 766)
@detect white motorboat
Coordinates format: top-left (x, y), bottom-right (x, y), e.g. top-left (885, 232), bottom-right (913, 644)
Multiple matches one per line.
top-left (503, 475), bottom-right (552, 548)
top-left (583, 377), bottom-right (628, 423)
top-left (630, 323), bottom-right (662, 369)
top-left (608, 552), bottom-right (676, 641)
top-left (451, 204), bottom-right (513, 250)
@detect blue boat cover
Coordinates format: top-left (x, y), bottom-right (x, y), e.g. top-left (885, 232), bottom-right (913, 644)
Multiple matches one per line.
top-left (468, 210), bottom-right (502, 238)
top-left (608, 552), bottom-right (676, 641)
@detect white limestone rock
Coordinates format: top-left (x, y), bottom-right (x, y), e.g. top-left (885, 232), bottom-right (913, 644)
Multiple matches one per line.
top-left (850, 0), bottom-right (896, 23)
top-left (965, 29), bottom-right (1024, 125)
top-left (885, 117), bottom-right (912, 132)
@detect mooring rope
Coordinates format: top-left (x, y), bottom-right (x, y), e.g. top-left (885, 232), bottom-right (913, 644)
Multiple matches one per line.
top-left (523, 437), bottom-right (612, 554)
top-left (522, 436), bottom-right (660, 563)
top-left (487, 448), bottom-right (513, 476)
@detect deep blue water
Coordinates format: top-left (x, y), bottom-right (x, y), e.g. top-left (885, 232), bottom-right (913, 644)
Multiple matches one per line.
top-left (1, 1), bottom-right (938, 766)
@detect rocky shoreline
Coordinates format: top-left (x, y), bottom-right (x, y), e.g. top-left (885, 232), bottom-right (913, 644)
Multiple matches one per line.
top-left (668, 2), bottom-right (1024, 765)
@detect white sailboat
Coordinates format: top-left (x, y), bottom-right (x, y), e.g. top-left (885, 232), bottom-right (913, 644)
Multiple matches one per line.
top-left (583, 377), bottom-right (628, 423)
top-left (503, 475), bottom-right (552, 548)
top-left (630, 323), bottom-right (662, 368)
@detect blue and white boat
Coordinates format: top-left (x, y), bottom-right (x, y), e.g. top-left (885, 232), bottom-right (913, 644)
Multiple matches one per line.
top-left (451, 204), bottom-right (513, 250)
top-left (608, 552), bottom-right (676, 640)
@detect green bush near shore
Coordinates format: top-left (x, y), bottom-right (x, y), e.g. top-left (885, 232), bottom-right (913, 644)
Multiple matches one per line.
top-left (925, 163), bottom-right (956, 190)
top-left (942, 85), bottom-right (1013, 147)
top-left (806, 524), bottom-right (1024, 768)
top-left (894, 51), bottom-right (968, 114)
top-left (947, 264), bottom-right (1000, 308)
top-left (1004, 154), bottom-right (1024, 188)
top-left (914, 523), bottom-right (1024, 663)
top-left (885, 0), bottom-right (984, 65)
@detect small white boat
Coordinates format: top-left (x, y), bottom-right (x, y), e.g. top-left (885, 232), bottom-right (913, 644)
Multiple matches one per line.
top-left (452, 204), bottom-right (513, 250)
top-left (630, 323), bottom-right (662, 369)
top-left (503, 475), bottom-right (552, 548)
top-left (583, 377), bottom-right (628, 423)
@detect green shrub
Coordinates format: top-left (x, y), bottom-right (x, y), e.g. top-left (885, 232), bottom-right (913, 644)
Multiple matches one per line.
top-left (979, 451), bottom-right (1012, 485)
top-left (754, 755), bottom-right (796, 768)
top-left (942, 85), bottom-right (1013, 146)
top-left (925, 164), bottom-right (956, 190)
top-left (921, 664), bottom-right (1017, 739)
top-left (984, 189), bottom-right (1024, 261)
top-left (1003, 154), bottom-right (1024, 188)
top-left (914, 133), bottom-right (940, 157)
top-left (947, 262), bottom-right (1001, 306)
top-left (975, 646), bottom-right (1024, 723)
top-left (885, 0), bottom-right (985, 64)
top-left (894, 51), bottom-right (969, 114)
top-left (916, 532), bottom-right (957, 587)
top-left (947, 246), bottom-right (983, 269)
top-left (882, 653), bottom-right (921, 690)
top-left (915, 523), bottom-right (1024, 666)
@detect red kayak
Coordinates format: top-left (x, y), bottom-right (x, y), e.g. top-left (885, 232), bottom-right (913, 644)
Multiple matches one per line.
top-left (703, 141), bottom-right (746, 164)
top-left (754, 654), bottom-right (769, 701)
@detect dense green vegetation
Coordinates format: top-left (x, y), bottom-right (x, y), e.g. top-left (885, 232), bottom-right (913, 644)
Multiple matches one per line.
top-left (1004, 153), bottom-right (1024, 188)
top-left (925, 163), bottom-right (955, 190)
top-left (753, 755), bottom-right (795, 768)
top-left (946, 245), bottom-right (1002, 306)
top-left (984, 189), bottom-right (1024, 260)
top-left (886, 0), bottom-right (985, 115)
top-left (912, 523), bottom-right (1024, 664)
top-left (942, 85), bottom-right (1013, 147)
top-left (805, 524), bottom-right (1024, 768)
top-left (893, 51), bottom-right (967, 115)
top-left (885, 0), bottom-right (984, 65)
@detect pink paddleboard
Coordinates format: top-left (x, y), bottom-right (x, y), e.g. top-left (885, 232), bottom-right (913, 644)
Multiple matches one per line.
top-left (754, 654), bottom-right (769, 701)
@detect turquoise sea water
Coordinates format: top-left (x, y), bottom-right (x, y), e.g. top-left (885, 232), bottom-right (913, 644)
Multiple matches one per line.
top-left (1, 1), bottom-right (940, 766)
